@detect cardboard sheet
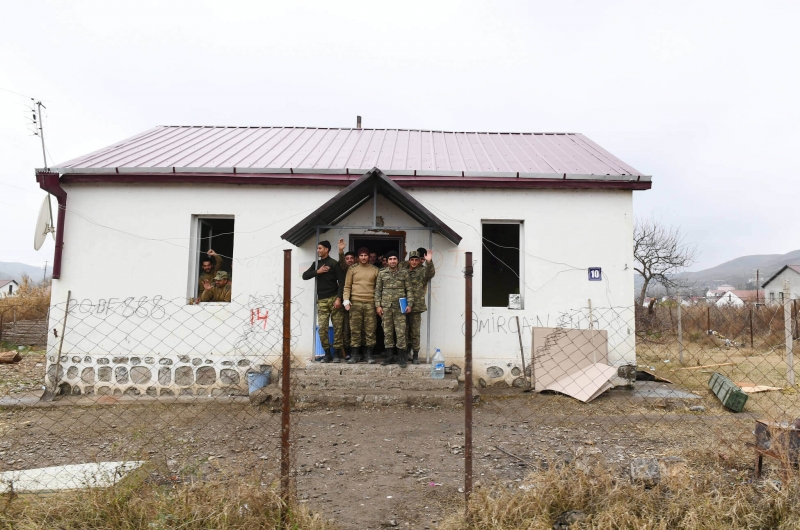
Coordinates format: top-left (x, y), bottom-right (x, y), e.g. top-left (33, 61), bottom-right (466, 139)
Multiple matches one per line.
top-left (542, 363), bottom-right (617, 403)
top-left (531, 327), bottom-right (608, 390)
top-left (736, 382), bottom-right (783, 394)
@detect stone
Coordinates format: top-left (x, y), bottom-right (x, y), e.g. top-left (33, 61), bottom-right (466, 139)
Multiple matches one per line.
top-left (123, 387), bottom-right (141, 396)
top-left (221, 361), bottom-right (234, 366)
top-left (180, 389), bottom-right (194, 396)
top-left (617, 364), bottom-right (637, 380)
top-left (57, 383), bottom-right (72, 396)
top-left (60, 355), bottom-right (67, 362)
top-left (144, 357), bottom-right (155, 364)
top-left (81, 367), bottom-right (95, 384)
top-left (71, 356), bottom-right (82, 363)
top-left (511, 377), bottom-right (530, 389)
top-left (630, 457), bottom-right (660, 487)
top-left (66, 366), bottom-right (78, 380)
top-left (158, 367), bottom-right (171, 385)
top-left (486, 366), bottom-right (504, 378)
top-left (196, 389), bottom-right (206, 396)
top-left (159, 358), bottom-right (173, 365)
top-left (205, 360), bottom-right (214, 364)
top-left (178, 355), bottom-right (190, 363)
top-left (249, 386), bottom-right (281, 405)
top-left (84, 385), bottom-right (94, 395)
top-left (175, 366), bottom-right (194, 386)
top-left (196, 366), bottom-right (216, 385)
top-left (146, 386), bottom-right (157, 396)
top-left (450, 364), bottom-right (462, 379)
top-left (83, 356), bottom-right (92, 364)
top-left (130, 366), bottom-right (152, 384)
top-left (511, 367), bottom-right (521, 377)
top-left (97, 358), bottom-right (110, 365)
top-left (130, 357), bottom-right (141, 365)
top-left (524, 365), bottom-right (532, 377)
top-left (115, 366), bottom-right (129, 384)
top-left (689, 405), bottom-right (705, 412)
top-left (553, 510), bottom-right (587, 529)
top-left (237, 359), bottom-right (251, 367)
top-left (478, 378), bottom-right (487, 388)
top-left (98, 366), bottom-right (112, 382)
top-left (160, 389), bottom-right (175, 397)
top-left (71, 385), bottom-right (81, 396)
top-left (220, 369), bottom-right (240, 385)
top-left (97, 386), bottom-right (111, 396)
top-left (112, 356), bottom-right (129, 364)
top-left (113, 388), bottom-right (122, 396)
top-left (658, 457), bottom-right (687, 478)
top-left (191, 358), bottom-right (202, 366)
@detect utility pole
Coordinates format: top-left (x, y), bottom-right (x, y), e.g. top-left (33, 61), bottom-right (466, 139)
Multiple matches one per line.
top-left (756, 269), bottom-right (760, 304)
top-left (43, 261), bottom-right (48, 284)
top-left (35, 100), bottom-right (48, 169)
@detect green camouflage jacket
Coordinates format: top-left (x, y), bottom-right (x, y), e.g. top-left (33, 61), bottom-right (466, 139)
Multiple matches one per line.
top-left (375, 267), bottom-right (414, 309)
top-left (406, 261), bottom-right (435, 313)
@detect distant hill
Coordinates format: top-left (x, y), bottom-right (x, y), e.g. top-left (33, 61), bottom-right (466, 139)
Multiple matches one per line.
top-left (0, 262), bottom-right (52, 284)
top-left (635, 249), bottom-right (800, 295)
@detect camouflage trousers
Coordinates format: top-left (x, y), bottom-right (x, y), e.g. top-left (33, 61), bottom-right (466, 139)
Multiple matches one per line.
top-left (348, 301), bottom-right (376, 347)
top-left (342, 311), bottom-right (351, 349)
top-left (317, 295), bottom-right (344, 350)
top-left (407, 311), bottom-right (424, 351)
top-left (382, 305), bottom-right (407, 349)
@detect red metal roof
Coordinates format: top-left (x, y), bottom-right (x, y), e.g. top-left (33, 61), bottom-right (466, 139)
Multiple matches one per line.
top-left (48, 126), bottom-right (649, 182)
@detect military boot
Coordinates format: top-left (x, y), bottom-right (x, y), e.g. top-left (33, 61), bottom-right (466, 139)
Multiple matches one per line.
top-left (398, 347), bottom-right (407, 368)
top-left (381, 347), bottom-right (395, 366)
top-left (407, 346), bottom-right (413, 362)
top-left (331, 347), bottom-right (340, 363)
top-left (412, 350), bottom-right (420, 365)
top-left (365, 346), bottom-right (375, 364)
top-left (323, 352), bottom-right (334, 363)
top-left (346, 346), bottom-right (359, 364)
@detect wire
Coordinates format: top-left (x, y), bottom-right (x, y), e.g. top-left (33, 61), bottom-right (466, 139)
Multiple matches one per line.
top-left (0, 87), bottom-right (32, 99)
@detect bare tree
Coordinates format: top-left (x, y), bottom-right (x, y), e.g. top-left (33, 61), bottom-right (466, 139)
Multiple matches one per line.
top-left (634, 218), bottom-right (697, 307)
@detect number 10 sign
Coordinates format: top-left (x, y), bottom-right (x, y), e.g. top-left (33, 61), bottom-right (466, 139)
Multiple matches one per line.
top-left (588, 267), bottom-right (602, 281)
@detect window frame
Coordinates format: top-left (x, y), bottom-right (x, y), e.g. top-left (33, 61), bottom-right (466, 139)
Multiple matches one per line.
top-left (480, 219), bottom-right (525, 309)
top-left (187, 214), bottom-right (235, 302)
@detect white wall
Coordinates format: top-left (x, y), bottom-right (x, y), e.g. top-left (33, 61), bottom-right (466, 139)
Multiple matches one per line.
top-left (0, 282), bottom-right (18, 298)
top-left (48, 182), bottom-right (635, 389)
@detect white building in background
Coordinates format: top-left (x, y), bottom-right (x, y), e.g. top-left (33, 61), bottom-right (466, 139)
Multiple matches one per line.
top-left (0, 280), bottom-right (19, 298)
top-left (762, 265), bottom-right (800, 303)
top-left (35, 125), bottom-right (651, 395)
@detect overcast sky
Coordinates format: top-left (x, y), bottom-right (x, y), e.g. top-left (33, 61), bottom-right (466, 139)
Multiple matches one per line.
top-left (2, 0), bottom-right (798, 271)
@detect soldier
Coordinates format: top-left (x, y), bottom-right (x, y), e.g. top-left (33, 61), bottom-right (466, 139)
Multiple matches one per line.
top-left (405, 249), bottom-right (435, 364)
top-left (197, 249), bottom-right (223, 298)
top-left (343, 247), bottom-right (379, 363)
top-left (302, 240), bottom-right (345, 363)
top-left (200, 271), bottom-right (232, 302)
top-left (375, 251), bottom-right (413, 367)
top-left (336, 239), bottom-right (356, 359)
top-left (369, 252), bottom-right (380, 269)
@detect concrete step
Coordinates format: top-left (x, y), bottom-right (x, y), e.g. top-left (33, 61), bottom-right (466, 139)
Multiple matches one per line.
top-left (295, 373), bottom-right (458, 391)
top-left (249, 385), bottom-right (464, 409)
top-left (304, 362), bottom-right (435, 377)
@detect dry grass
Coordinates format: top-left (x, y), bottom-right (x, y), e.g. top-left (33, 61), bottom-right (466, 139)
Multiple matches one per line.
top-left (0, 275), bottom-right (50, 324)
top-left (0, 468), bottom-right (336, 530)
top-left (439, 456), bottom-right (800, 530)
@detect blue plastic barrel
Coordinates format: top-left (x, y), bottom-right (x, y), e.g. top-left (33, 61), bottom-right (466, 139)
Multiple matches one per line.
top-left (247, 369), bottom-right (271, 394)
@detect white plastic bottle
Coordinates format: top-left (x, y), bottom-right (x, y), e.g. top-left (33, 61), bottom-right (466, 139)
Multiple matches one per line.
top-left (431, 348), bottom-right (445, 379)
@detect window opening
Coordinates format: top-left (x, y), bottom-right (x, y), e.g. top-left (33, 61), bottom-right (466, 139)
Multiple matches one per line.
top-left (192, 216), bottom-right (235, 302)
top-left (482, 223), bottom-right (521, 308)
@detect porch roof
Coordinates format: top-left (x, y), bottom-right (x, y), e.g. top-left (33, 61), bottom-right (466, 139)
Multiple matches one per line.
top-left (281, 168), bottom-right (462, 246)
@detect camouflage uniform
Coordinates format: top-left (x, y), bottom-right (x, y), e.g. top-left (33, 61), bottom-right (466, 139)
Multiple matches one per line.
top-left (200, 283), bottom-right (231, 302)
top-left (337, 252), bottom-right (351, 349)
top-left (375, 268), bottom-right (414, 349)
top-left (406, 261), bottom-right (435, 351)
top-left (197, 254), bottom-right (223, 297)
top-left (317, 295), bottom-right (345, 350)
top-left (348, 301), bottom-right (376, 347)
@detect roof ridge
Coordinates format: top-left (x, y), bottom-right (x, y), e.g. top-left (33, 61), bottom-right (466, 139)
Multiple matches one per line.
top-left (156, 125), bottom-right (580, 135)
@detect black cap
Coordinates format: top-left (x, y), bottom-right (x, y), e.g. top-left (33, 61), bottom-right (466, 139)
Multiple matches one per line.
top-left (386, 251), bottom-right (398, 259)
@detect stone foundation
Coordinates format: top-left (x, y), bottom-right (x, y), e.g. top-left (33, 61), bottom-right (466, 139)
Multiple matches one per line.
top-left (45, 353), bottom-right (274, 397)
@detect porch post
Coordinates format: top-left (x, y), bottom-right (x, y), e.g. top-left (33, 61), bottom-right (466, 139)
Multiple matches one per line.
top-left (426, 229), bottom-right (433, 363)
top-left (312, 227), bottom-right (320, 361)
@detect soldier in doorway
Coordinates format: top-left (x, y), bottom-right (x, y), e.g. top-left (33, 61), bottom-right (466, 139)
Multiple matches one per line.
top-left (343, 247), bottom-right (379, 363)
top-left (197, 249), bottom-right (223, 299)
top-left (200, 271), bottom-right (232, 302)
top-left (302, 240), bottom-right (345, 363)
top-left (375, 251), bottom-right (413, 367)
top-left (337, 239), bottom-right (356, 359)
top-left (406, 249), bottom-right (435, 364)
top-left (369, 252), bottom-right (380, 269)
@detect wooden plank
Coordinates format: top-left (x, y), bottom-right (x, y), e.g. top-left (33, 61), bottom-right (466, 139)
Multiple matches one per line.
top-left (674, 362), bottom-right (735, 372)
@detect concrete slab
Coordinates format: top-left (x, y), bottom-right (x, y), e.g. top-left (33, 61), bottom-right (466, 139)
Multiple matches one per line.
top-left (632, 381), bottom-right (701, 400)
top-left (0, 461), bottom-right (144, 493)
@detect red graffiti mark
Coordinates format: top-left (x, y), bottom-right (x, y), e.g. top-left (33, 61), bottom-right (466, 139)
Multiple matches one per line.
top-left (251, 308), bottom-right (269, 329)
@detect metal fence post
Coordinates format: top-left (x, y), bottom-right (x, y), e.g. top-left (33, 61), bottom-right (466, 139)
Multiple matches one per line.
top-left (677, 296), bottom-right (683, 364)
top-left (281, 249), bottom-right (292, 524)
top-left (749, 306), bottom-right (754, 349)
top-left (784, 280), bottom-right (795, 386)
top-left (464, 251), bottom-right (473, 520)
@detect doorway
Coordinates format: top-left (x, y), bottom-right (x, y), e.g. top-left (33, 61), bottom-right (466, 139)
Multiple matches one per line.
top-left (347, 234), bottom-right (405, 354)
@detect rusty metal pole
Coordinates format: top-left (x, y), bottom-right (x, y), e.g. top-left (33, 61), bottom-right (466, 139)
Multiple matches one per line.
top-left (750, 307), bottom-right (754, 349)
top-left (707, 306), bottom-right (711, 333)
top-left (281, 249), bottom-right (292, 524)
top-left (464, 251), bottom-right (473, 520)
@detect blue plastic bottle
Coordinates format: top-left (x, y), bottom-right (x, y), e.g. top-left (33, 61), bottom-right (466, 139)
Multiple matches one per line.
top-left (431, 349), bottom-right (445, 379)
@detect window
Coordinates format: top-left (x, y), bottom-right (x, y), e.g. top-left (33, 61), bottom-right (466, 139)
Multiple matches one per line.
top-left (780, 292), bottom-right (784, 302)
top-left (769, 292), bottom-right (775, 301)
top-left (189, 216), bottom-right (235, 301)
top-left (482, 222), bottom-right (522, 308)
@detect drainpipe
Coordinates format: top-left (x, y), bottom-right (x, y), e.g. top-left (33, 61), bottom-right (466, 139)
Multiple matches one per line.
top-left (36, 171), bottom-right (67, 279)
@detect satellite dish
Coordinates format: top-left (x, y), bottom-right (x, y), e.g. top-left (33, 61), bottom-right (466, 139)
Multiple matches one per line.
top-left (34, 194), bottom-right (55, 251)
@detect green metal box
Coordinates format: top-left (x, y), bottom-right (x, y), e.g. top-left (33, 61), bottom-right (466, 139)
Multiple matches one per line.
top-left (708, 372), bottom-right (748, 412)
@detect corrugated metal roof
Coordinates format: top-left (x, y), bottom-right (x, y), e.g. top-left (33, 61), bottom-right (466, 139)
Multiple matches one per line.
top-left (49, 126), bottom-right (649, 181)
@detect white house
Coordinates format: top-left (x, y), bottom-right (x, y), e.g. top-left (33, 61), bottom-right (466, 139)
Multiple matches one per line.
top-left (0, 280), bottom-right (19, 298)
top-left (714, 289), bottom-right (763, 308)
top-left (762, 265), bottom-right (800, 303)
top-left (35, 126), bottom-right (651, 396)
